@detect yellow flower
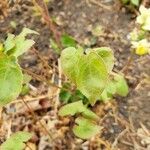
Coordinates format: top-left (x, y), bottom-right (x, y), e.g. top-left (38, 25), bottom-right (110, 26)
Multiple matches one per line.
top-left (136, 5), bottom-right (150, 31)
top-left (132, 39), bottom-right (150, 55)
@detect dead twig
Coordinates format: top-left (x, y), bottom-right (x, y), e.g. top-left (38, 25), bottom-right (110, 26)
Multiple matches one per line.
top-left (10, 94), bottom-right (51, 104)
top-left (21, 98), bottom-right (53, 141)
top-left (111, 128), bottom-right (129, 150)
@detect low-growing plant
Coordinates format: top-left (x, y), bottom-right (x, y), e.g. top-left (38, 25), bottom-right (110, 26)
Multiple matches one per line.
top-left (0, 28), bottom-right (38, 106)
top-left (59, 46), bottom-right (128, 139)
top-left (0, 28), bottom-right (37, 149)
top-left (0, 28), bottom-right (129, 142)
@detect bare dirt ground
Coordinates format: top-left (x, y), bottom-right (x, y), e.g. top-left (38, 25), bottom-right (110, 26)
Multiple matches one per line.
top-left (0, 0), bottom-right (150, 150)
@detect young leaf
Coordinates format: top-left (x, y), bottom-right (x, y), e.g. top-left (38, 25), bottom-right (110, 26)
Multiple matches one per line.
top-left (131, 0), bottom-right (139, 6)
top-left (13, 38), bottom-right (35, 57)
top-left (4, 28), bottom-right (38, 57)
top-left (82, 108), bottom-right (99, 120)
top-left (19, 28), bottom-right (38, 37)
top-left (61, 34), bottom-right (76, 48)
top-left (77, 52), bottom-right (108, 105)
top-left (93, 47), bottom-right (114, 73)
top-left (100, 80), bottom-right (116, 101)
top-left (0, 131), bottom-right (32, 150)
top-left (59, 101), bottom-right (99, 120)
top-left (73, 117), bottom-right (101, 139)
top-left (61, 47), bottom-right (109, 105)
top-left (59, 101), bottom-right (84, 116)
top-left (59, 83), bottom-right (72, 103)
top-left (21, 84), bottom-right (30, 96)
top-left (0, 55), bottom-right (23, 106)
top-left (70, 90), bottom-right (88, 103)
top-left (4, 33), bottom-right (15, 53)
top-left (60, 47), bottom-right (82, 83)
top-left (114, 74), bottom-right (129, 97)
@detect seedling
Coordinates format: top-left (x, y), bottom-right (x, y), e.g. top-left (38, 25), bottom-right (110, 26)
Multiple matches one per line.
top-left (59, 46), bottom-right (128, 139)
top-left (0, 28), bottom-right (38, 106)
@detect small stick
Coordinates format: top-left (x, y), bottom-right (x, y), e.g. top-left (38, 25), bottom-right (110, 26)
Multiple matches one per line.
top-left (21, 98), bottom-right (53, 140)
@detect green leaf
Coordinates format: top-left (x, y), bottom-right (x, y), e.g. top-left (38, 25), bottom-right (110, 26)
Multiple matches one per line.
top-left (82, 108), bottom-right (99, 120)
top-left (77, 52), bottom-right (108, 105)
top-left (19, 28), bottom-right (39, 37)
top-left (59, 101), bottom-right (98, 120)
top-left (59, 83), bottom-right (72, 103)
top-left (100, 80), bottom-right (116, 101)
top-left (21, 84), bottom-right (30, 96)
top-left (73, 117), bottom-right (100, 139)
top-left (60, 47), bottom-right (82, 83)
top-left (50, 39), bottom-right (60, 54)
top-left (4, 28), bottom-right (38, 57)
top-left (100, 74), bottom-right (129, 101)
top-left (0, 55), bottom-right (23, 106)
top-left (4, 34), bottom-right (15, 53)
top-left (61, 34), bottom-right (76, 48)
top-left (13, 38), bottom-right (35, 57)
top-left (0, 131), bottom-right (32, 150)
top-left (93, 47), bottom-right (114, 73)
top-left (59, 101), bottom-right (84, 116)
top-left (61, 47), bottom-right (109, 105)
top-left (70, 90), bottom-right (88, 103)
top-left (131, 0), bottom-right (139, 6)
top-left (114, 74), bottom-right (129, 97)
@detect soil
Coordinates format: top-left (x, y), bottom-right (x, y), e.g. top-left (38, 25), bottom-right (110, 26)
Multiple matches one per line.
top-left (0, 0), bottom-right (150, 150)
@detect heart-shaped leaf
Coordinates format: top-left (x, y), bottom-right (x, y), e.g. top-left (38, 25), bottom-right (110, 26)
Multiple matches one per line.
top-left (59, 101), bottom-right (98, 120)
top-left (61, 47), bottom-right (109, 105)
top-left (77, 52), bottom-right (108, 105)
top-left (60, 47), bottom-right (82, 83)
top-left (93, 47), bottom-right (114, 73)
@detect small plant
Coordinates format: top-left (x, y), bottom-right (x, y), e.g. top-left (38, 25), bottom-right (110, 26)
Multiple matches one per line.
top-left (0, 131), bottom-right (32, 150)
top-left (129, 5), bottom-right (150, 55)
top-left (0, 28), bottom-right (37, 149)
top-left (0, 28), bottom-right (38, 106)
top-left (59, 46), bottom-right (128, 139)
top-left (50, 33), bottom-right (77, 54)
